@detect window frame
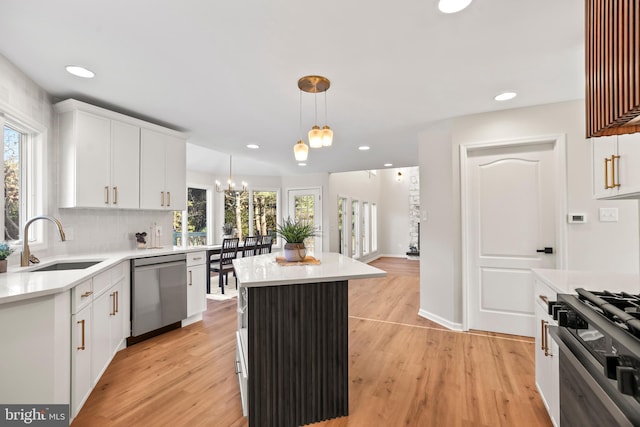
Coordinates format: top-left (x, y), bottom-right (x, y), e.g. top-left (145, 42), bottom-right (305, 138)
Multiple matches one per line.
top-left (174, 184), bottom-right (214, 247)
top-left (0, 109), bottom-right (45, 250)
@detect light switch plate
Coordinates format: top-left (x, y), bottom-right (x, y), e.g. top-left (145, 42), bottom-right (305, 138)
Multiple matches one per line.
top-left (599, 207), bottom-right (619, 222)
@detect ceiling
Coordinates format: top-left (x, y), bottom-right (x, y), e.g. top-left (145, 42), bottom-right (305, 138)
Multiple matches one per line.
top-left (0, 0), bottom-right (584, 177)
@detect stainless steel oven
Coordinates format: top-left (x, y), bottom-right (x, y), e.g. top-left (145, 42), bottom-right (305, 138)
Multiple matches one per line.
top-left (129, 253), bottom-right (187, 344)
top-left (549, 289), bottom-right (640, 426)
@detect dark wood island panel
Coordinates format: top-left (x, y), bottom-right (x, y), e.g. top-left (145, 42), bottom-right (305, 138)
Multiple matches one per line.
top-left (247, 280), bottom-right (349, 427)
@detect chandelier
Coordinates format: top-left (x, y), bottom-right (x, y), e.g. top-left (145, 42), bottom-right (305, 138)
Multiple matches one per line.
top-left (215, 155), bottom-right (247, 193)
top-left (293, 75), bottom-right (333, 161)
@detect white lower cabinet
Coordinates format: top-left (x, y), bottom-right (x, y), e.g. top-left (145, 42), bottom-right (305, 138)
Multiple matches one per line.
top-left (71, 261), bottom-right (129, 419)
top-left (186, 251), bottom-right (207, 319)
top-left (534, 279), bottom-right (560, 427)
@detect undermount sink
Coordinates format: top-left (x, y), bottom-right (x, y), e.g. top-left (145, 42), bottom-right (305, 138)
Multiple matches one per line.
top-left (30, 260), bottom-right (103, 272)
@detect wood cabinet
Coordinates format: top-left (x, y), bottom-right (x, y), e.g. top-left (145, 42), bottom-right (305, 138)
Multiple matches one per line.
top-left (534, 278), bottom-right (559, 427)
top-left (139, 128), bottom-right (187, 211)
top-left (186, 251), bottom-right (207, 318)
top-left (71, 262), bottom-right (129, 419)
top-left (592, 133), bottom-right (640, 199)
top-left (585, 0), bottom-right (640, 137)
top-left (57, 107), bottom-right (140, 208)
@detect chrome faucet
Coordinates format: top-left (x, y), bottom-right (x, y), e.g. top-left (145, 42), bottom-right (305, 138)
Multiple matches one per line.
top-left (21, 215), bottom-right (66, 267)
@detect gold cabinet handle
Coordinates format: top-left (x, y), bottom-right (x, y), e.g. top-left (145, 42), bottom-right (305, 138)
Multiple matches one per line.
top-left (188, 270), bottom-right (193, 286)
top-left (540, 319), bottom-right (546, 351)
top-left (81, 291), bottom-right (93, 298)
top-left (105, 186), bottom-right (110, 204)
top-left (539, 295), bottom-right (549, 305)
top-left (611, 154), bottom-right (621, 188)
top-left (544, 322), bottom-right (552, 357)
top-left (161, 191), bottom-right (165, 207)
top-left (604, 157), bottom-right (612, 189)
top-left (77, 319), bottom-right (86, 350)
top-left (113, 186), bottom-right (118, 205)
top-left (167, 192), bottom-right (171, 207)
top-left (115, 291), bottom-right (119, 313)
top-left (110, 292), bottom-right (116, 316)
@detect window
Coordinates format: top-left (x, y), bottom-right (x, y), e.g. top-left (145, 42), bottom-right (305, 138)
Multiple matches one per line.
top-left (2, 117), bottom-right (40, 245)
top-left (174, 187), bottom-right (210, 246)
top-left (224, 190), bottom-right (249, 240)
top-left (337, 197), bottom-right (347, 255)
top-left (224, 189), bottom-right (280, 243)
top-left (253, 190), bottom-right (278, 244)
top-left (371, 203), bottom-right (378, 252)
top-left (362, 201), bottom-right (370, 256)
top-left (351, 200), bottom-right (359, 258)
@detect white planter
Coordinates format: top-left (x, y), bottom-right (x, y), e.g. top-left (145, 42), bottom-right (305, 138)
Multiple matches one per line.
top-left (283, 243), bottom-right (306, 262)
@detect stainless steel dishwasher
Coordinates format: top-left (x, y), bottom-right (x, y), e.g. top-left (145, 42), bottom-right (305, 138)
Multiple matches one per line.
top-left (129, 253), bottom-right (187, 344)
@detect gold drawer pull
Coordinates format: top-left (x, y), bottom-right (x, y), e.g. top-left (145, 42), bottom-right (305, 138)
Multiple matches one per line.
top-left (81, 291), bottom-right (93, 298)
top-left (77, 319), bottom-right (86, 350)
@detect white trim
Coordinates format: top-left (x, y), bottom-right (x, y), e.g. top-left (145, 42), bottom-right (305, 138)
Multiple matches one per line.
top-left (418, 309), bottom-right (463, 331)
top-left (459, 134), bottom-right (568, 332)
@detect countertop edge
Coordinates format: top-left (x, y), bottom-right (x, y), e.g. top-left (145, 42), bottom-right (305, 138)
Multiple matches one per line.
top-left (0, 246), bottom-right (210, 305)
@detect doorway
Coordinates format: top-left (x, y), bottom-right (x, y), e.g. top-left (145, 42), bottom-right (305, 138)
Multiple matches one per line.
top-left (287, 188), bottom-right (322, 255)
top-left (460, 135), bottom-right (567, 337)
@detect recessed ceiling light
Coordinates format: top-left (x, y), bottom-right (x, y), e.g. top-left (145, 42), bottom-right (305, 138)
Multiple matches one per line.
top-left (494, 92), bottom-right (517, 101)
top-left (65, 65), bottom-right (95, 78)
top-left (358, 146), bottom-right (370, 151)
top-left (438, 0), bottom-right (472, 14)
top-left (298, 162), bottom-right (307, 166)
top-left (384, 163), bottom-right (393, 167)
top-left (246, 144), bottom-right (260, 149)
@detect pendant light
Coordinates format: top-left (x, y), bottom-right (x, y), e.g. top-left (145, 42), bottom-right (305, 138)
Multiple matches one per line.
top-left (295, 75), bottom-right (334, 156)
top-left (321, 90), bottom-right (333, 146)
top-left (293, 90), bottom-right (309, 161)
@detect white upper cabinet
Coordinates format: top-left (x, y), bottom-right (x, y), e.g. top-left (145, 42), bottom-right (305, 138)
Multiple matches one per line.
top-left (592, 133), bottom-right (640, 199)
top-left (139, 128), bottom-right (187, 211)
top-left (56, 99), bottom-right (187, 210)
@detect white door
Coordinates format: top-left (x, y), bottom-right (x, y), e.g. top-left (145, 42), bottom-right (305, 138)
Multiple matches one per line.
top-left (467, 142), bottom-right (557, 337)
top-left (288, 188), bottom-right (322, 255)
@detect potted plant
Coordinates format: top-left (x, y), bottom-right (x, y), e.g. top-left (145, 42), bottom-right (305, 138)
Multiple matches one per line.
top-left (275, 217), bottom-right (316, 262)
top-left (222, 222), bottom-right (234, 238)
top-left (0, 242), bottom-right (14, 272)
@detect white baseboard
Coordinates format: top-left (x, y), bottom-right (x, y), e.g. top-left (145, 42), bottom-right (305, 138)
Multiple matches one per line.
top-left (418, 309), bottom-right (463, 331)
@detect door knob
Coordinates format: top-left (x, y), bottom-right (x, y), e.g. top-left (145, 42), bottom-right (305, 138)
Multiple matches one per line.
top-left (536, 247), bottom-right (553, 254)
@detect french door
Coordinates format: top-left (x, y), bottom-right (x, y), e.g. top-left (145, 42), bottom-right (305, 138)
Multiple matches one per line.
top-left (287, 188), bottom-right (322, 255)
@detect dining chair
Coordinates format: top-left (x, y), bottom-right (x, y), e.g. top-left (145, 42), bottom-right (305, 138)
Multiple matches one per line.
top-left (256, 235), bottom-right (273, 255)
top-left (210, 237), bottom-right (239, 294)
top-left (242, 235), bottom-right (262, 257)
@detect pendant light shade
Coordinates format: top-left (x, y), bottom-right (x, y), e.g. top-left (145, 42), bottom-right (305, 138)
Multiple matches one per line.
top-left (308, 125), bottom-right (323, 148)
top-left (321, 125), bottom-right (333, 146)
top-left (294, 140), bottom-right (309, 161)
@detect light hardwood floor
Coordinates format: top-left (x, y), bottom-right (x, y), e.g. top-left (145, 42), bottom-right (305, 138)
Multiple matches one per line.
top-left (71, 257), bottom-right (552, 427)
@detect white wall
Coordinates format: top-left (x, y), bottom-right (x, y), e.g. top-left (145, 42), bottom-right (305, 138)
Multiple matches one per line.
top-left (0, 53), bottom-right (175, 265)
top-left (378, 169), bottom-right (412, 257)
top-left (418, 100), bottom-right (639, 327)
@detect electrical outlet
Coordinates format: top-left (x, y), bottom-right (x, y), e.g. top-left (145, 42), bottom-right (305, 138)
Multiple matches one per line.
top-left (599, 207), bottom-right (619, 222)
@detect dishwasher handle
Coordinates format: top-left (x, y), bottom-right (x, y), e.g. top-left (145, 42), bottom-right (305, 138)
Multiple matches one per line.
top-left (134, 260), bottom-right (186, 272)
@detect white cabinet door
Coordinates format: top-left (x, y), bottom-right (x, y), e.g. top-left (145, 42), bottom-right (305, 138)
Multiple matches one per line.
top-left (593, 133), bottom-right (640, 199)
top-left (164, 135), bottom-right (187, 211)
top-left (187, 263), bottom-right (207, 317)
top-left (110, 120), bottom-right (140, 209)
top-left (140, 128), bottom-right (186, 210)
top-left (75, 111), bottom-right (111, 207)
top-left (91, 288), bottom-right (111, 384)
top-left (72, 304), bottom-right (92, 418)
top-left (616, 133), bottom-right (640, 197)
top-left (110, 279), bottom-right (125, 352)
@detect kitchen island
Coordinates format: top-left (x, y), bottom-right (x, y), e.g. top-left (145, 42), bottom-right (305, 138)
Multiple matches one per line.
top-left (232, 252), bottom-right (386, 427)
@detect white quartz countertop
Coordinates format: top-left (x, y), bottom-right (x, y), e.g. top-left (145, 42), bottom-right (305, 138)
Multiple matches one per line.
top-left (532, 268), bottom-right (640, 295)
top-left (0, 246), bottom-right (212, 305)
top-left (232, 252), bottom-right (387, 288)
